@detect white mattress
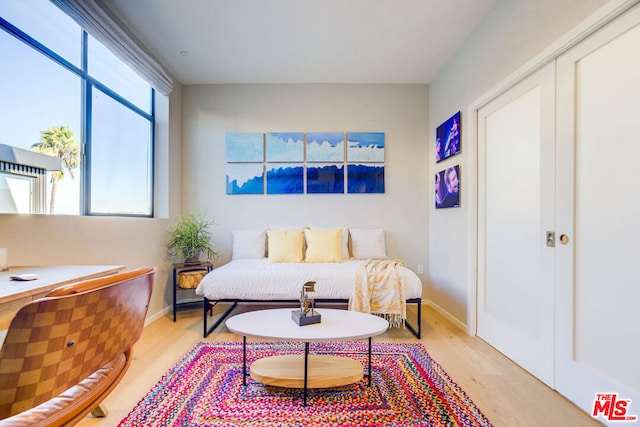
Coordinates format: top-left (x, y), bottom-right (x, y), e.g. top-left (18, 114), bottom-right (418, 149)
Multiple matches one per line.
top-left (195, 258), bottom-right (422, 301)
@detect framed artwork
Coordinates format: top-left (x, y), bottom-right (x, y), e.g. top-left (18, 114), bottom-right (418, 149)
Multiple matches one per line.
top-left (266, 132), bottom-right (304, 162)
top-left (347, 132), bottom-right (384, 163)
top-left (226, 132), bottom-right (264, 162)
top-left (226, 163), bottom-right (264, 194)
top-left (307, 163), bottom-right (344, 194)
top-left (347, 163), bottom-right (384, 194)
top-left (306, 132), bottom-right (345, 162)
top-left (266, 163), bottom-right (304, 194)
top-left (226, 131), bottom-right (386, 195)
top-left (435, 111), bottom-right (460, 163)
top-left (435, 164), bottom-right (460, 208)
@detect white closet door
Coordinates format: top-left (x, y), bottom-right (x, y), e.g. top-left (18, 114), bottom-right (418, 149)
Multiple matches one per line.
top-left (555, 6), bottom-right (640, 420)
top-left (477, 61), bottom-right (556, 387)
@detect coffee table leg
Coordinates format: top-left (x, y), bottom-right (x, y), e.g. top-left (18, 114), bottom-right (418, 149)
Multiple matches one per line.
top-left (368, 336), bottom-right (372, 387)
top-left (243, 336), bottom-right (247, 386)
top-left (303, 342), bottom-right (309, 406)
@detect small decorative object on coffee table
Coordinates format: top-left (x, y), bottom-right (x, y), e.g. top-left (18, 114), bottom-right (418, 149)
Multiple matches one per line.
top-left (291, 281), bottom-right (321, 326)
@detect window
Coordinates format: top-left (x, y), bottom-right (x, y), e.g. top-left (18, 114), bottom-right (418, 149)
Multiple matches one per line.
top-left (0, 172), bottom-right (33, 214)
top-left (89, 87), bottom-right (153, 215)
top-left (0, 0), bottom-right (154, 216)
top-left (87, 34), bottom-right (151, 114)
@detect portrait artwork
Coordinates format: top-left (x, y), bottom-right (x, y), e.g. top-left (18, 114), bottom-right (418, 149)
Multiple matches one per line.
top-left (435, 165), bottom-right (460, 209)
top-left (435, 111), bottom-right (461, 163)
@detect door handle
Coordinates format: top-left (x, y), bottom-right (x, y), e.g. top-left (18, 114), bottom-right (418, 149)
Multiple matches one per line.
top-left (559, 234), bottom-right (569, 245)
top-left (546, 231), bottom-right (555, 247)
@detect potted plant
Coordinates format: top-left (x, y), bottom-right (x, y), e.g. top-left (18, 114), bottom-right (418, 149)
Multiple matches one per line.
top-left (167, 213), bottom-right (218, 264)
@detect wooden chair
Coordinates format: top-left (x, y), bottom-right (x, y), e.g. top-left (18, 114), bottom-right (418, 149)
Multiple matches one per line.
top-left (0, 267), bottom-right (155, 427)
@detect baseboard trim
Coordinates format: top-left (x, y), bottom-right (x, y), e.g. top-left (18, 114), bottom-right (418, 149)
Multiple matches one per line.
top-left (145, 306), bottom-right (171, 327)
top-left (423, 299), bottom-right (470, 335)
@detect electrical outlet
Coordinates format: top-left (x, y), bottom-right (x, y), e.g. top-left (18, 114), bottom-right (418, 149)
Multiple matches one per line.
top-left (417, 264), bottom-right (424, 275)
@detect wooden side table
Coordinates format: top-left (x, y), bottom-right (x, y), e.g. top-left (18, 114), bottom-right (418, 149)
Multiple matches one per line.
top-left (172, 262), bottom-right (213, 322)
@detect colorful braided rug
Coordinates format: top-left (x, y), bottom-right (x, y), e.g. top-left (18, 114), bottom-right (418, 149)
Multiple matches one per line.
top-left (119, 341), bottom-right (492, 427)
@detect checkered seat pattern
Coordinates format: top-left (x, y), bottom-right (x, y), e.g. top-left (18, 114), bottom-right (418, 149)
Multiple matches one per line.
top-left (0, 267), bottom-right (155, 426)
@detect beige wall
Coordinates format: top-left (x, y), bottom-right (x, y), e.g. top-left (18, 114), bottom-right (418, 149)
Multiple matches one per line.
top-left (181, 84), bottom-right (430, 296)
top-left (0, 215), bottom-right (170, 321)
top-left (427, 0), bottom-right (609, 328)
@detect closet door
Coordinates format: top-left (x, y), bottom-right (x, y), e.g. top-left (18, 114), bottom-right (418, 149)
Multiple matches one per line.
top-left (477, 61), bottom-right (556, 387)
top-left (555, 6), bottom-right (640, 417)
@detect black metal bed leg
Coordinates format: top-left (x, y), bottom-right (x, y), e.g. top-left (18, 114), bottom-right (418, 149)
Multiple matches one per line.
top-left (203, 298), bottom-right (208, 337)
top-left (405, 299), bottom-right (422, 339)
top-left (417, 301), bottom-right (421, 338)
top-left (203, 300), bottom-right (238, 337)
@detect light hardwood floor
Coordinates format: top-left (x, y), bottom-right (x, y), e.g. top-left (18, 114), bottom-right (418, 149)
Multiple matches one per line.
top-left (77, 304), bottom-right (600, 427)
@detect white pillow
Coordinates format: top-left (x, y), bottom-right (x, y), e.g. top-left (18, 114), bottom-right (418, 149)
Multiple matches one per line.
top-left (231, 229), bottom-right (266, 259)
top-left (350, 228), bottom-right (387, 259)
top-left (310, 226), bottom-right (349, 259)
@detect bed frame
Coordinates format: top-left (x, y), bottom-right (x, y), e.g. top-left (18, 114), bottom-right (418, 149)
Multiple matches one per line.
top-left (203, 297), bottom-right (422, 339)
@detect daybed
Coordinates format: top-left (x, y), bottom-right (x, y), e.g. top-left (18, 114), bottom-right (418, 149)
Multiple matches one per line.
top-left (195, 228), bottom-right (423, 338)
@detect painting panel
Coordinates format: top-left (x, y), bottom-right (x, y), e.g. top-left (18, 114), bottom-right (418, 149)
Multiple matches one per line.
top-left (226, 132), bottom-right (264, 163)
top-left (226, 163), bottom-right (264, 194)
top-left (346, 132), bottom-right (384, 163)
top-left (307, 163), bottom-right (344, 194)
top-left (436, 111), bottom-right (461, 163)
top-left (347, 164), bottom-right (384, 193)
top-left (306, 132), bottom-right (345, 162)
top-left (435, 164), bottom-right (460, 208)
top-left (266, 132), bottom-right (304, 162)
top-left (266, 163), bottom-right (304, 194)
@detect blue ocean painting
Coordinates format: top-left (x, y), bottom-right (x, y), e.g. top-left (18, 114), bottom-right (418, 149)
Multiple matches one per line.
top-left (347, 164), bottom-right (385, 193)
top-left (226, 163), bottom-right (264, 194)
top-left (266, 164), bottom-right (304, 194)
top-left (306, 132), bottom-right (345, 162)
top-left (347, 132), bottom-right (384, 163)
top-left (266, 132), bottom-right (304, 162)
top-left (226, 132), bottom-right (264, 162)
top-left (307, 163), bottom-right (344, 194)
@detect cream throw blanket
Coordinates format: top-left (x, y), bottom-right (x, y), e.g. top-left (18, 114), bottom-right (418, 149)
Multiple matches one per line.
top-left (349, 259), bottom-right (406, 328)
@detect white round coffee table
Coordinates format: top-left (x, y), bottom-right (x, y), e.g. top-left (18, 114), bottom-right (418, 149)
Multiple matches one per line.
top-left (226, 308), bottom-right (388, 406)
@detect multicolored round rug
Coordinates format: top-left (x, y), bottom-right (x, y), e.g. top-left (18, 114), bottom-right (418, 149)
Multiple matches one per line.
top-left (119, 341), bottom-right (492, 426)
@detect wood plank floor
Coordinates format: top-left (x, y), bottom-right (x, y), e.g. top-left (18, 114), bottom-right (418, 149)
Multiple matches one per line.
top-left (77, 304), bottom-right (599, 427)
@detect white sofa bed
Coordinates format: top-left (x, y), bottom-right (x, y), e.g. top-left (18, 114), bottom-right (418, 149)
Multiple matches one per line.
top-left (195, 227), bottom-right (423, 338)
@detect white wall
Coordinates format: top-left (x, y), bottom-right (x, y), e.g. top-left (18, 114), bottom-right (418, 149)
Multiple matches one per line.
top-left (427, 0), bottom-right (609, 328)
top-left (181, 84), bottom-right (430, 296)
top-left (0, 85), bottom-right (184, 322)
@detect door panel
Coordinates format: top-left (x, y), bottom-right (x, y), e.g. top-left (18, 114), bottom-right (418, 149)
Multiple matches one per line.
top-left (477, 61), bottom-right (556, 387)
top-left (555, 7), bottom-right (640, 418)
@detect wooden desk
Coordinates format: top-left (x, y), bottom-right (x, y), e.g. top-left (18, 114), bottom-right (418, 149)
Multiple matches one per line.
top-left (0, 265), bottom-right (125, 330)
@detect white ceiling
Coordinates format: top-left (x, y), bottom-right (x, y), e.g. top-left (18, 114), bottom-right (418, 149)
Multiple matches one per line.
top-left (102, 0), bottom-right (497, 85)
